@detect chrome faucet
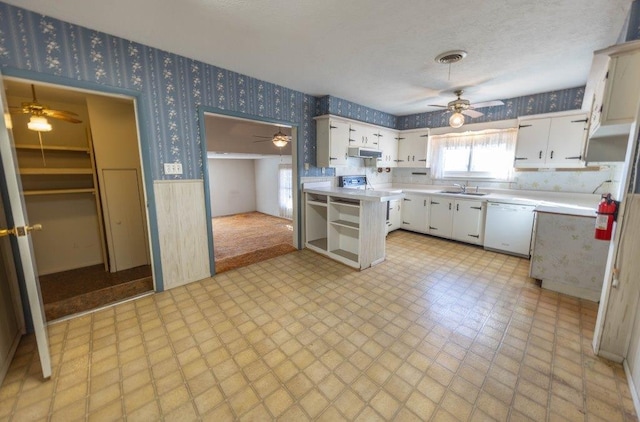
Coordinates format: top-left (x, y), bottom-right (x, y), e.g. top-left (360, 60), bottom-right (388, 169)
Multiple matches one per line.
top-left (453, 183), bottom-right (466, 193)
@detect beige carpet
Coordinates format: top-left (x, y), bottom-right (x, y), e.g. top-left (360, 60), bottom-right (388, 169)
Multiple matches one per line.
top-left (213, 211), bottom-right (296, 273)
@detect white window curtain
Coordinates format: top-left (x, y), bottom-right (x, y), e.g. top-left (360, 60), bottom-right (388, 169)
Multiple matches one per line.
top-left (278, 164), bottom-right (293, 220)
top-left (430, 128), bottom-right (518, 181)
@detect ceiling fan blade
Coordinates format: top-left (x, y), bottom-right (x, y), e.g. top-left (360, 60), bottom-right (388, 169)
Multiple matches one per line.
top-left (253, 139), bottom-right (272, 143)
top-left (427, 105), bottom-right (448, 108)
top-left (43, 110), bottom-right (82, 123)
top-left (470, 100), bottom-right (504, 109)
top-left (253, 135), bottom-right (272, 139)
top-left (462, 109), bottom-right (484, 118)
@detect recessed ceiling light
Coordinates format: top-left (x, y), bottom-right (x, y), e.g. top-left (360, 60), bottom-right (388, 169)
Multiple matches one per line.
top-left (435, 50), bottom-right (468, 65)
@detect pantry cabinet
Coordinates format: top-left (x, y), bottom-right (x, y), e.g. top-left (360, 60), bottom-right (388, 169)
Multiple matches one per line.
top-left (401, 193), bottom-right (429, 233)
top-left (515, 112), bottom-right (587, 168)
top-left (377, 128), bottom-right (398, 168)
top-left (316, 117), bottom-right (350, 167)
top-left (397, 130), bottom-right (429, 168)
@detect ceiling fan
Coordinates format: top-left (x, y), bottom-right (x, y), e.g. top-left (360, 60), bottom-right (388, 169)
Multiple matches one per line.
top-left (429, 90), bottom-right (504, 128)
top-left (9, 84), bottom-right (82, 132)
top-left (253, 130), bottom-right (292, 148)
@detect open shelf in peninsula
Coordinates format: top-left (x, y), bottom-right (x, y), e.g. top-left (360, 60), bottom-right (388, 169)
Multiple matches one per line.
top-left (303, 184), bottom-right (403, 270)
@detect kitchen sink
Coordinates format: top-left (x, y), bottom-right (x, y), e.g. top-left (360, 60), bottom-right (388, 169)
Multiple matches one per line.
top-left (438, 190), bottom-right (488, 196)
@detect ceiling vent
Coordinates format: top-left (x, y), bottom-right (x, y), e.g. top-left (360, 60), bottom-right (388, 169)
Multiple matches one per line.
top-left (434, 50), bottom-right (468, 64)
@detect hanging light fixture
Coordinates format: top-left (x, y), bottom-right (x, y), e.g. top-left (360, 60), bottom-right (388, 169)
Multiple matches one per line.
top-left (449, 112), bottom-right (465, 128)
top-left (27, 115), bottom-right (52, 132)
top-left (272, 131), bottom-right (289, 148)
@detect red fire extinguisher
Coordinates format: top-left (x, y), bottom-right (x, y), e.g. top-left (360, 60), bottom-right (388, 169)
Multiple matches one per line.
top-left (595, 193), bottom-right (617, 240)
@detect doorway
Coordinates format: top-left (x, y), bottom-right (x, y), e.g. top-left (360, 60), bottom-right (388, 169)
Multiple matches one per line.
top-left (204, 113), bottom-right (297, 272)
top-left (4, 78), bottom-right (153, 321)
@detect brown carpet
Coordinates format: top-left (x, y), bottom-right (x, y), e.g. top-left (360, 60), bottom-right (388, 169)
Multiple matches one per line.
top-left (213, 211), bottom-right (296, 273)
top-left (39, 264), bottom-right (153, 320)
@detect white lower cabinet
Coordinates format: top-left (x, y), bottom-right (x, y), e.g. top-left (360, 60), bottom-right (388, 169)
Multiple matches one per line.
top-left (387, 198), bottom-right (402, 234)
top-left (401, 193), bottom-right (429, 233)
top-left (451, 200), bottom-right (485, 245)
top-left (425, 196), bottom-right (486, 245)
top-left (305, 192), bottom-right (387, 269)
top-left (428, 197), bottom-right (454, 238)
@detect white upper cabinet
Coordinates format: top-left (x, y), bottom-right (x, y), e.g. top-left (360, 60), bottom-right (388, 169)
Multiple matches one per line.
top-left (589, 45), bottom-right (640, 138)
top-left (316, 116), bottom-right (350, 167)
top-left (376, 128), bottom-right (398, 168)
top-left (348, 122), bottom-right (379, 148)
top-left (397, 130), bottom-right (429, 168)
top-left (515, 112), bottom-right (587, 168)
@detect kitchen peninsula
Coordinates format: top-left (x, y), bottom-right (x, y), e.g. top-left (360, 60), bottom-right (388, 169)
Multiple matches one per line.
top-left (303, 181), bottom-right (404, 269)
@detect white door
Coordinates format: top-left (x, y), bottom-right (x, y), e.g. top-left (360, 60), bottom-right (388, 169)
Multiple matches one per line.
top-left (102, 169), bottom-right (149, 271)
top-left (0, 75), bottom-right (51, 379)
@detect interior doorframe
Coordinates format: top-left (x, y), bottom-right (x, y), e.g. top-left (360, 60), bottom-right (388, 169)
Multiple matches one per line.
top-left (197, 106), bottom-right (301, 276)
top-left (1, 67), bottom-right (164, 304)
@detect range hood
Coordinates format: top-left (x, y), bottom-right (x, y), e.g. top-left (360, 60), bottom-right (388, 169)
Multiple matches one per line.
top-left (348, 147), bottom-right (382, 159)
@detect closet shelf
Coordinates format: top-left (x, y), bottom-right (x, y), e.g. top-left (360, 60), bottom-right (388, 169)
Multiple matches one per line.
top-left (23, 188), bottom-right (96, 196)
top-left (20, 168), bottom-right (93, 175)
top-left (14, 144), bottom-right (90, 153)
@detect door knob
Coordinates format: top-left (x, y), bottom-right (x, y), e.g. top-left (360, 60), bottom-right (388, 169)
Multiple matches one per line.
top-left (0, 224), bottom-right (42, 238)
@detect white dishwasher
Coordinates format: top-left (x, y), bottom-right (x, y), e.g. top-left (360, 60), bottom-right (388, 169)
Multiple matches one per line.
top-left (484, 201), bottom-right (536, 257)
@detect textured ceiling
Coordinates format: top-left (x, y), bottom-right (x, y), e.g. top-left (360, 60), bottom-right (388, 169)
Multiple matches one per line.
top-left (6, 0), bottom-right (632, 115)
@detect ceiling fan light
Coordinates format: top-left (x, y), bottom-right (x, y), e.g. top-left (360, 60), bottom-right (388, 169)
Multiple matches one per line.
top-left (272, 136), bottom-right (288, 148)
top-left (27, 115), bottom-right (52, 132)
top-left (449, 112), bottom-right (465, 128)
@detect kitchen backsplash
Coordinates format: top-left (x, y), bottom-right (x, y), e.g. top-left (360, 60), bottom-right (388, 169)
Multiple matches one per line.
top-left (391, 164), bottom-right (623, 194)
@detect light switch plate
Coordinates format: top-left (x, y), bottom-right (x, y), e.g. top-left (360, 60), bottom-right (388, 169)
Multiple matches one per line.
top-left (164, 162), bottom-right (183, 175)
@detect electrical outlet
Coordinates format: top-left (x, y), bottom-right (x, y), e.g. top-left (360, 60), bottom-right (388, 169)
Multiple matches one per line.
top-left (164, 162), bottom-right (183, 175)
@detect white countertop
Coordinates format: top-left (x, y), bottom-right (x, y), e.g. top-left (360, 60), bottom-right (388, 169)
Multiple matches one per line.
top-left (304, 186), bottom-right (405, 202)
top-left (368, 183), bottom-right (601, 216)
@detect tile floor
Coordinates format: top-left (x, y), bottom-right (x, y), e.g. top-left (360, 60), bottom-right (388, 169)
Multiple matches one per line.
top-left (0, 231), bottom-right (636, 421)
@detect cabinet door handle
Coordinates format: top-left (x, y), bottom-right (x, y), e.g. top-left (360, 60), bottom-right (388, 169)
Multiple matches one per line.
top-left (407, 155), bottom-right (410, 161)
top-left (330, 157), bottom-right (337, 160)
top-left (539, 151), bottom-right (543, 159)
top-left (565, 155), bottom-right (582, 160)
top-left (471, 206), bottom-right (482, 210)
top-left (430, 201), bottom-right (439, 205)
top-left (519, 124), bottom-right (532, 129)
top-left (404, 198), bottom-right (412, 201)
top-left (429, 226), bottom-right (437, 230)
top-left (423, 199), bottom-right (426, 206)
top-left (330, 125), bottom-right (337, 129)
top-left (418, 159), bottom-right (427, 162)
top-left (349, 128), bottom-right (356, 132)
top-left (468, 234), bottom-right (480, 238)
top-left (571, 118), bottom-right (588, 123)
top-left (349, 138), bottom-right (355, 143)
top-left (449, 203), bottom-right (452, 210)
top-left (412, 155), bottom-right (415, 161)
top-left (420, 134), bottom-right (429, 138)
top-left (456, 204), bottom-right (459, 211)
top-left (514, 157), bottom-right (527, 160)
top-left (550, 151), bottom-right (554, 159)
top-left (402, 221), bottom-right (410, 225)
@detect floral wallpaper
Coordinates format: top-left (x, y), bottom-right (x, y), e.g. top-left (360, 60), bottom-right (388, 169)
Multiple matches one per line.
top-left (316, 95), bottom-right (397, 128)
top-left (0, 2), bottom-right (319, 180)
top-left (396, 87), bottom-right (585, 130)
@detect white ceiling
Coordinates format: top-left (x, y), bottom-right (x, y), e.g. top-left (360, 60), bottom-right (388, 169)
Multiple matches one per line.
top-left (6, 0), bottom-right (632, 116)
